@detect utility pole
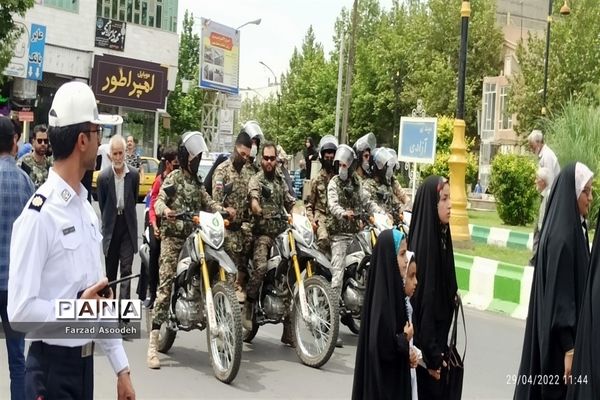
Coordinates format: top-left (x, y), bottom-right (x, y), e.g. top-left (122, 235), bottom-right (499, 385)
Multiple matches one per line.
top-left (341, 0), bottom-right (359, 145)
top-left (334, 32), bottom-right (345, 143)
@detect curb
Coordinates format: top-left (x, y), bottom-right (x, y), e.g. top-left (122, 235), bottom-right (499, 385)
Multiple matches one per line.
top-left (469, 224), bottom-right (533, 251)
top-left (455, 253), bottom-right (533, 320)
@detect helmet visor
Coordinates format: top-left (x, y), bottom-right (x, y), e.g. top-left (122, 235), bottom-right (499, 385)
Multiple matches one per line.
top-left (183, 132), bottom-right (209, 159)
top-left (354, 132), bottom-right (377, 153)
top-left (243, 121), bottom-right (265, 141)
top-left (334, 145), bottom-right (355, 167)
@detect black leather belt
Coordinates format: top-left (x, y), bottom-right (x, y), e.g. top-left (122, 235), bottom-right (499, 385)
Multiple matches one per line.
top-left (31, 341), bottom-right (95, 358)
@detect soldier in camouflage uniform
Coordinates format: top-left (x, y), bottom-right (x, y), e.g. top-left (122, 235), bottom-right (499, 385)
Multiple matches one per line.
top-left (352, 132), bottom-right (376, 184)
top-left (17, 125), bottom-right (52, 189)
top-left (244, 143), bottom-right (296, 344)
top-left (147, 131), bottom-right (235, 369)
top-left (305, 135), bottom-right (338, 254)
top-left (363, 147), bottom-right (409, 225)
top-left (241, 120), bottom-right (265, 173)
top-left (212, 131), bottom-right (255, 302)
top-left (327, 144), bottom-right (382, 347)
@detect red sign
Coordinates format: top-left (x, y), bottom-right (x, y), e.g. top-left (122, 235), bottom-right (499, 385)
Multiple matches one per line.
top-left (18, 111), bottom-right (34, 122)
top-left (209, 32), bottom-right (233, 50)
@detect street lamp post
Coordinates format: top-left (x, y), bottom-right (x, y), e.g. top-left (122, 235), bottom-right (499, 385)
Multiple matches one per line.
top-left (236, 18), bottom-right (261, 30)
top-left (448, 0), bottom-right (471, 244)
top-left (259, 61), bottom-right (281, 138)
top-left (541, 0), bottom-right (570, 115)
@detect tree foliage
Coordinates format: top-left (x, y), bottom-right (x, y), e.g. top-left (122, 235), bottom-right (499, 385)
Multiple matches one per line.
top-left (509, 0), bottom-right (600, 135)
top-left (0, 0), bottom-right (35, 84)
top-left (166, 10), bottom-right (206, 140)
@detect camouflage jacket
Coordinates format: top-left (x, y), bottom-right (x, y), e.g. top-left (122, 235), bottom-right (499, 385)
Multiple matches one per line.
top-left (363, 178), bottom-right (400, 224)
top-left (391, 176), bottom-right (410, 206)
top-left (17, 154), bottom-right (52, 189)
top-left (327, 175), bottom-right (382, 235)
top-left (248, 170), bottom-right (296, 236)
top-left (154, 169), bottom-right (222, 239)
top-left (306, 169), bottom-right (332, 224)
top-left (212, 158), bottom-right (254, 226)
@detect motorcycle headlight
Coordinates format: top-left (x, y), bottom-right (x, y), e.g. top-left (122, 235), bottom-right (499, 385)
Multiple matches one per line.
top-left (302, 228), bottom-right (313, 247)
top-left (208, 228), bottom-right (224, 248)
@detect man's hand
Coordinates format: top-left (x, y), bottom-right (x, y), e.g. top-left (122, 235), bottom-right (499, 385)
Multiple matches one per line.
top-left (117, 370), bottom-right (135, 400)
top-left (404, 321), bottom-right (414, 342)
top-left (163, 208), bottom-right (176, 221)
top-left (224, 207), bottom-right (237, 220)
top-left (152, 224), bottom-right (160, 239)
top-left (343, 210), bottom-right (355, 220)
top-left (251, 199), bottom-right (262, 216)
top-left (311, 221), bottom-right (318, 233)
top-left (81, 278), bottom-right (112, 300)
top-left (428, 368), bottom-right (441, 381)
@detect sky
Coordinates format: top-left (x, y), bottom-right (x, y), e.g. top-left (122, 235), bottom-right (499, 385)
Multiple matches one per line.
top-left (178, 0), bottom-right (393, 90)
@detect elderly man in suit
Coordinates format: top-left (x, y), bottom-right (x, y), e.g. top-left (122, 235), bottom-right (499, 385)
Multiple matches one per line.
top-left (98, 135), bottom-right (139, 301)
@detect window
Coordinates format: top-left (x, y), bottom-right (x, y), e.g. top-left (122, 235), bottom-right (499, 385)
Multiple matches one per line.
top-left (43, 0), bottom-right (79, 12)
top-left (482, 82), bottom-right (497, 132)
top-left (499, 86), bottom-right (513, 130)
top-left (96, 0), bottom-right (176, 32)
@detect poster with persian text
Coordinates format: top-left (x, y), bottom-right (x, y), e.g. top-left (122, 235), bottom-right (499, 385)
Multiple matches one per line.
top-left (199, 18), bottom-right (240, 95)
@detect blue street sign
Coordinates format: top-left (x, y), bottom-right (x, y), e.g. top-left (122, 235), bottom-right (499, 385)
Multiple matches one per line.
top-left (27, 23), bottom-right (46, 81)
top-left (398, 117), bottom-right (438, 164)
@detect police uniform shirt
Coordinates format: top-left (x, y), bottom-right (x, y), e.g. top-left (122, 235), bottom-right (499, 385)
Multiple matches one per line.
top-left (8, 168), bottom-right (129, 375)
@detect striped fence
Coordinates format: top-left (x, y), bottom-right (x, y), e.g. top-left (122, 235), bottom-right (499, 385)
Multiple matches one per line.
top-left (455, 253), bottom-right (533, 320)
top-left (469, 224), bottom-right (533, 251)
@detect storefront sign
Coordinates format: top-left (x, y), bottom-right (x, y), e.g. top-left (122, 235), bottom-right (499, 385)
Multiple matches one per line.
top-left (95, 17), bottom-right (126, 51)
top-left (91, 54), bottom-right (168, 110)
top-left (199, 18), bottom-right (240, 95)
top-left (27, 23), bottom-right (46, 81)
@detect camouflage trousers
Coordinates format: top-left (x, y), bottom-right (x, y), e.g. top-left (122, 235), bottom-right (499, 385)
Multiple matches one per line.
top-left (330, 234), bottom-right (353, 293)
top-left (152, 236), bottom-right (185, 326)
top-left (313, 211), bottom-right (330, 255)
top-left (246, 235), bottom-right (274, 301)
top-left (224, 223), bottom-right (252, 275)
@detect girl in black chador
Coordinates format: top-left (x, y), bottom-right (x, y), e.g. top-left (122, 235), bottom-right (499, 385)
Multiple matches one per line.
top-left (515, 162), bottom-right (593, 400)
top-left (408, 175), bottom-right (457, 399)
top-left (352, 229), bottom-right (418, 399)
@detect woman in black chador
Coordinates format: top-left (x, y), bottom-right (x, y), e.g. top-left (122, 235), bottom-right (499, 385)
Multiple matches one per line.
top-left (515, 162), bottom-right (593, 400)
top-left (352, 229), bottom-right (414, 399)
top-left (408, 175), bottom-right (457, 399)
top-left (567, 210), bottom-right (600, 399)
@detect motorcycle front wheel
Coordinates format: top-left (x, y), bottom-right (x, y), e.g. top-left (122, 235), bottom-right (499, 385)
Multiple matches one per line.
top-left (292, 275), bottom-right (339, 368)
top-left (207, 282), bottom-right (243, 383)
top-left (158, 321), bottom-right (177, 353)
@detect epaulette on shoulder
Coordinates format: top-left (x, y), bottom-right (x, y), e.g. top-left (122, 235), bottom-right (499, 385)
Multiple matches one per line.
top-left (28, 194), bottom-right (47, 212)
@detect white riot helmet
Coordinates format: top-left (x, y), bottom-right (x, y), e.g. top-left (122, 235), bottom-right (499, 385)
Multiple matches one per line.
top-left (179, 131), bottom-right (208, 180)
top-left (334, 144), bottom-right (356, 181)
top-left (318, 135), bottom-right (338, 159)
top-left (241, 120), bottom-right (265, 159)
top-left (353, 132), bottom-right (377, 175)
top-left (372, 147), bottom-right (398, 185)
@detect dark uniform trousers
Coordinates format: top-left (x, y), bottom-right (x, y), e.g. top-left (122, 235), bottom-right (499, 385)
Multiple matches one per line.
top-left (106, 214), bottom-right (134, 299)
top-left (26, 341), bottom-right (94, 400)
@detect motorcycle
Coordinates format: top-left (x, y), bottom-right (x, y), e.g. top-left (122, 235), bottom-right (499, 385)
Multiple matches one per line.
top-left (340, 213), bottom-right (394, 334)
top-left (157, 210), bottom-right (243, 383)
top-left (243, 211), bottom-right (339, 369)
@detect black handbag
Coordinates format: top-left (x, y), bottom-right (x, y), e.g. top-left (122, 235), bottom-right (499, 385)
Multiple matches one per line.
top-left (443, 294), bottom-right (467, 400)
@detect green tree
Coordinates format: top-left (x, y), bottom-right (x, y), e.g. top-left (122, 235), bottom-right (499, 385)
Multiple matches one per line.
top-left (0, 0), bottom-right (35, 83)
top-left (509, 0), bottom-right (600, 135)
top-left (277, 26), bottom-right (337, 154)
top-left (166, 10), bottom-right (206, 140)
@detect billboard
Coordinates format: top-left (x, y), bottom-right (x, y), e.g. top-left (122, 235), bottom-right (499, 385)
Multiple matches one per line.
top-left (95, 17), bottom-right (126, 52)
top-left (199, 18), bottom-right (240, 95)
top-left (91, 54), bottom-right (168, 110)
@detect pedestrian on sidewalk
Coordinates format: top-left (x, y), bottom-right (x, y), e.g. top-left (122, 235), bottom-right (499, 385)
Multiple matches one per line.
top-left (528, 129), bottom-right (560, 179)
top-left (529, 166), bottom-right (555, 267)
top-left (408, 175), bottom-right (458, 400)
top-left (352, 229), bottom-right (418, 399)
top-left (515, 162), bottom-right (593, 400)
top-left (97, 135), bottom-right (139, 303)
top-left (0, 116), bottom-right (34, 400)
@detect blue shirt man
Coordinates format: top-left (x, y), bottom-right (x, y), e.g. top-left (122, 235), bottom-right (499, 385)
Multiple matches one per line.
top-left (0, 116), bottom-right (35, 400)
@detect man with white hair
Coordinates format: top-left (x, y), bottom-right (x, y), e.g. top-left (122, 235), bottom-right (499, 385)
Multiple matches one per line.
top-left (97, 135), bottom-right (139, 303)
top-left (530, 166), bottom-right (555, 267)
top-left (527, 129), bottom-right (560, 179)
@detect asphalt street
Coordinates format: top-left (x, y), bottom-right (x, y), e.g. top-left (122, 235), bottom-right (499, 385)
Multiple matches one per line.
top-left (1, 203), bottom-right (527, 399)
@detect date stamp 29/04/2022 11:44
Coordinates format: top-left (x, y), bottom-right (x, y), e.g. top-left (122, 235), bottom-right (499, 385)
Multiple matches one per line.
top-left (506, 374), bottom-right (589, 386)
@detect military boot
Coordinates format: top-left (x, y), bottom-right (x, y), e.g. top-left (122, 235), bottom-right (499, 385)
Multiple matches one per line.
top-left (235, 271), bottom-right (247, 303)
top-left (242, 300), bottom-right (254, 331)
top-left (147, 329), bottom-right (160, 369)
top-left (281, 320), bottom-right (295, 348)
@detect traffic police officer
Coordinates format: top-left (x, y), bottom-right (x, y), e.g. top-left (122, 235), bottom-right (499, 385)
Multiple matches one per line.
top-left (212, 130), bottom-right (255, 302)
top-left (8, 81), bottom-right (135, 400)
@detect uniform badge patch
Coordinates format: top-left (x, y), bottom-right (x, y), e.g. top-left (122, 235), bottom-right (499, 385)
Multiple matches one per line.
top-left (29, 194), bottom-right (46, 212)
top-left (60, 189), bottom-right (72, 202)
top-left (62, 226), bottom-right (76, 235)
